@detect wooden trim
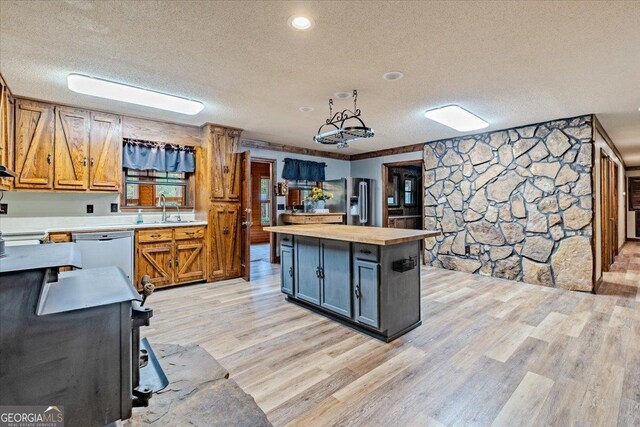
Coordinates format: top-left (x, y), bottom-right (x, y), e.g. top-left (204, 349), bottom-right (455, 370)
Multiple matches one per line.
top-left (627, 166), bottom-right (640, 172)
top-left (350, 143), bottom-right (425, 161)
top-left (241, 138), bottom-right (351, 161)
top-left (381, 160), bottom-right (424, 228)
top-left (594, 115), bottom-right (627, 169)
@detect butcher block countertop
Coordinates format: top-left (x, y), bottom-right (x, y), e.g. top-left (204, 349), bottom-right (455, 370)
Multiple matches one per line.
top-left (264, 224), bottom-right (440, 246)
top-left (282, 212), bottom-right (345, 216)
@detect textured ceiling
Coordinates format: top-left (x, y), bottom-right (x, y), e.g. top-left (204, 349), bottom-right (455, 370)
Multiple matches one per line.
top-left (1, 1), bottom-right (639, 164)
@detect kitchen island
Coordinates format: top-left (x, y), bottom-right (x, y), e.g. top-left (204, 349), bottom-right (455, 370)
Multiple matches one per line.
top-left (264, 224), bottom-right (439, 341)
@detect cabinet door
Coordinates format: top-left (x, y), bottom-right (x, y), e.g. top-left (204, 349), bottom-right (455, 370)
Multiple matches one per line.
top-left (209, 127), bottom-right (240, 201)
top-left (280, 244), bottom-right (295, 295)
top-left (320, 239), bottom-right (351, 317)
top-left (54, 106), bottom-right (90, 190)
top-left (136, 241), bottom-right (173, 288)
top-left (0, 82), bottom-right (14, 190)
top-left (295, 236), bottom-right (321, 305)
top-left (354, 258), bottom-right (380, 328)
top-left (89, 112), bottom-right (122, 191)
top-left (208, 203), bottom-right (241, 280)
top-left (175, 239), bottom-right (206, 284)
top-left (14, 99), bottom-right (54, 189)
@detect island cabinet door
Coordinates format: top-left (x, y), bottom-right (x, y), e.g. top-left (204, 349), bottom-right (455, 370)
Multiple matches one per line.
top-left (280, 244), bottom-right (295, 295)
top-left (294, 236), bottom-right (321, 304)
top-left (353, 258), bottom-right (380, 329)
top-left (320, 239), bottom-right (351, 317)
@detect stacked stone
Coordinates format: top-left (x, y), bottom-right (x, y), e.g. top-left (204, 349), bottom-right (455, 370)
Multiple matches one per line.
top-left (423, 116), bottom-right (593, 291)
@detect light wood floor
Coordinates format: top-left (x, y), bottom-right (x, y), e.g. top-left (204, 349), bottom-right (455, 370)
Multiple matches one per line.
top-left (144, 243), bottom-right (640, 426)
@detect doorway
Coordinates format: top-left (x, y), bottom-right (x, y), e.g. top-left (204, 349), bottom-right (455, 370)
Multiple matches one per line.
top-left (250, 158), bottom-right (277, 265)
top-left (382, 160), bottom-right (424, 229)
top-left (601, 150), bottom-right (619, 273)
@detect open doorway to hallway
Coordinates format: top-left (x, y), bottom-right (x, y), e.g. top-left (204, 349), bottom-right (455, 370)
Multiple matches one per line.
top-left (250, 158), bottom-right (277, 266)
top-left (382, 160), bottom-right (424, 229)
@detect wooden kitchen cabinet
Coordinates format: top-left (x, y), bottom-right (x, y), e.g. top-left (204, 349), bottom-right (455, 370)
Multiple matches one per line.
top-left (0, 75), bottom-right (15, 190)
top-left (54, 106), bottom-right (90, 190)
top-left (14, 99), bottom-right (55, 189)
top-left (208, 203), bottom-right (241, 281)
top-left (209, 127), bottom-right (241, 201)
top-left (89, 112), bottom-right (121, 191)
top-left (135, 225), bottom-right (207, 289)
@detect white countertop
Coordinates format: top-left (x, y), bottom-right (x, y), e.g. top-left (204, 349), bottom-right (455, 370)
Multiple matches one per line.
top-left (0, 214), bottom-right (207, 237)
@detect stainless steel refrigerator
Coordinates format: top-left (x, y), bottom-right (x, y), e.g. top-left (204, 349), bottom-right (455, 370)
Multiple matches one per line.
top-left (323, 178), bottom-right (375, 226)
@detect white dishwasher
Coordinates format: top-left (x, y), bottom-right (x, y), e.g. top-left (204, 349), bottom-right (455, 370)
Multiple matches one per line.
top-left (72, 231), bottom-right (134, 283)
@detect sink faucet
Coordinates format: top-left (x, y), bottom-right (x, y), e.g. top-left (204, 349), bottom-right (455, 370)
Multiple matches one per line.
top-left (159, 194), bottom-right (167, 222)
top-left (173, 203), bottom-right (181, 222)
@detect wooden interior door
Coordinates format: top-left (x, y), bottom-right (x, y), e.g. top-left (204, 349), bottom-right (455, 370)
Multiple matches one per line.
top-left (89, 112), bottom-right (121, 191)
top-left (14, 99), bottom-right (55, 189)
top-left (136, 242), bottom-right (173, 288)
top-left (54, 106), bottom-right (90, 190)
top-left (240, 151), bottom-right (251, 281)
top-left (175, 239), bottom-right (206, 283)
top-left (600, 151), bottom-right (619, 273)
top-left (224, 203), bottom-right (242, 277)
top-left (250, 161), bottom-right (272, 244)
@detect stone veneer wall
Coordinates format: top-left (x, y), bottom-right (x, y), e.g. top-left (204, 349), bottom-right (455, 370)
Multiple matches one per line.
top-left (423, 115), bottom-right (594, 291)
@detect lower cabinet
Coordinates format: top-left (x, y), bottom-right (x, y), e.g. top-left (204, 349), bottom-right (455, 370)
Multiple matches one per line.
top-left (353, 258), bottom-right (380, 328)
top-left (291, 236), bottom-right (353, 317)
top-left (208, 203), bottom-right (241, 281)
top-left (135, 226), bottom-right (206, 289)
top-left (280, 244), bottom-right (294, 295)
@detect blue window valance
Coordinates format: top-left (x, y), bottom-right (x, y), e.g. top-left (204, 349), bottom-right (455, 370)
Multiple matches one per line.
top-left (282, 158), bottom-right (326, 181)
top-left (123, 139), bottom-right (195, 173)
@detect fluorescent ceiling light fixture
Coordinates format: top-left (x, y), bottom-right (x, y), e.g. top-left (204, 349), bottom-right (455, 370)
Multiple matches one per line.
top-left (424, 105), bottom-right (488, 132)
top-left (288, 16), bottom-right (312, 30)
top-left (67, 74), bottom-right (204, 115)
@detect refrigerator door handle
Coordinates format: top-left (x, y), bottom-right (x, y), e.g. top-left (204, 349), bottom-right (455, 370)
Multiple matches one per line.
top-left (359, 181), bottom-right (368, 224)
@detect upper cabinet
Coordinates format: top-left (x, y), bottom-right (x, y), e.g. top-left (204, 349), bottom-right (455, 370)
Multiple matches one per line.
top-left (209, 126), bottom-right (241, 201)
top-left (54, 106), bottom-right (90, 190)
top-left (13, 99), bottom-right (121, 192)
top-left (89, 112), bottom-right (121, 191)
top-left (14, 99), bottom-right (55, 189)
top-left (0, 75), bottom-right (15, 190)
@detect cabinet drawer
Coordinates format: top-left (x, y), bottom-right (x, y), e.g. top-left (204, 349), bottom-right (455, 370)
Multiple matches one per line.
top-left (174, 226), bottom-right (205, 240)
top-left (353, 243), bottom-right (379, 262)
top-left (280, 234), bottom-right (294, 247)
top-left (48, 232), bottom-right (72, 243)
top-left (137, 228), bottom-right (173, 243)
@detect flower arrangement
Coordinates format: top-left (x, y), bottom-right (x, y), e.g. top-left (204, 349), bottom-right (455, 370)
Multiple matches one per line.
top-left (305, 187), bottom-right (334, 202)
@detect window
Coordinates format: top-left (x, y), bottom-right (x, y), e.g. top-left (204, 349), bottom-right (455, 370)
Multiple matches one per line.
top-left (404, 176), bottom-right (417, 207)
top-left (629, 177), bottom-right (640, 210)
top-left (124, 169), bottom-right (192, 209)
top-left (387, 174), bottom-right (400, 207)
top-left (260, 176), bottom-right (271, 225)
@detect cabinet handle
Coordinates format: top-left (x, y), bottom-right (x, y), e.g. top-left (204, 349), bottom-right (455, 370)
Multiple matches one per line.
top-left (186, 231), bottom-right (195, 235)
top-left (90, 157), bottom-right (94, 167)
top-left (151, 234), bottom-right (161, 238)
top-left (320, 267), bottom-right (324, 279)
top-left (83, 157), bottom-right (87, 167)
top-left (168, 259), bottom-right (172, 268)
top-left (315, 267), bottom-right (321, 278)
top-left (360, 249), bottom-right (372, 254)
top-left (288, 266), bottom-right (293, 277)
top-left (47, 153), bottom-right (52, 164)
top-left (355, 285), bottom-right (361, 299)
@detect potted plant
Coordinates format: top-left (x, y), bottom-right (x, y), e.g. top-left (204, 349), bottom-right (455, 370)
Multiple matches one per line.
top-left (305, 187), bottom-right (334, 211)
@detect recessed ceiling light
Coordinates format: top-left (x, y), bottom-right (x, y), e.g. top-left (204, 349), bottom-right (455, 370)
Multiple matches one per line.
top-left (424, 105), bottom-right (489, 132)
top-left (288, 16), bottom-right (312, 30)
top-left (67, 74), bottom-right (204, 115)
top-left (334, 91), bottom-right (352, 99)
top-left (382, 71), bottom-right (404, 81)
top-left (299, 106), bottom-right (314, 112)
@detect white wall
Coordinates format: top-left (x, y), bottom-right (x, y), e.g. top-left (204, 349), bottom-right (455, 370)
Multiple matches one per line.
top-left (594, 129), bottom-right (627, 280)
top-left (627, 169), bottom-right (640, 239)
top-left (349, 151), bottom-right (423, 226)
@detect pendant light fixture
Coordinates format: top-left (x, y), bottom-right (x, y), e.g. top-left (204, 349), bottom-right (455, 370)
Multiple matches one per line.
top-left (313, 90), bottom-right (374, 149)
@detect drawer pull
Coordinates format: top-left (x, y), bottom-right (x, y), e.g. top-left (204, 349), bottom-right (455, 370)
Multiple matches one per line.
top-left (151, 234), bottom-right (161, 238)
top-left (360, 249), bottom-right (372, 254)
top-left (186, 231), bottom-right (195, 235)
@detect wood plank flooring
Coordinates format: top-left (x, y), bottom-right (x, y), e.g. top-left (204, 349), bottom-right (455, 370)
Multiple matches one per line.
top-left (143, 243), bottom-right (640, 426)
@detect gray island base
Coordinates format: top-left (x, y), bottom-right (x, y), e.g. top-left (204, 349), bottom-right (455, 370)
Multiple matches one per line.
top-left (265, 225), bottom-right (440, 342)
